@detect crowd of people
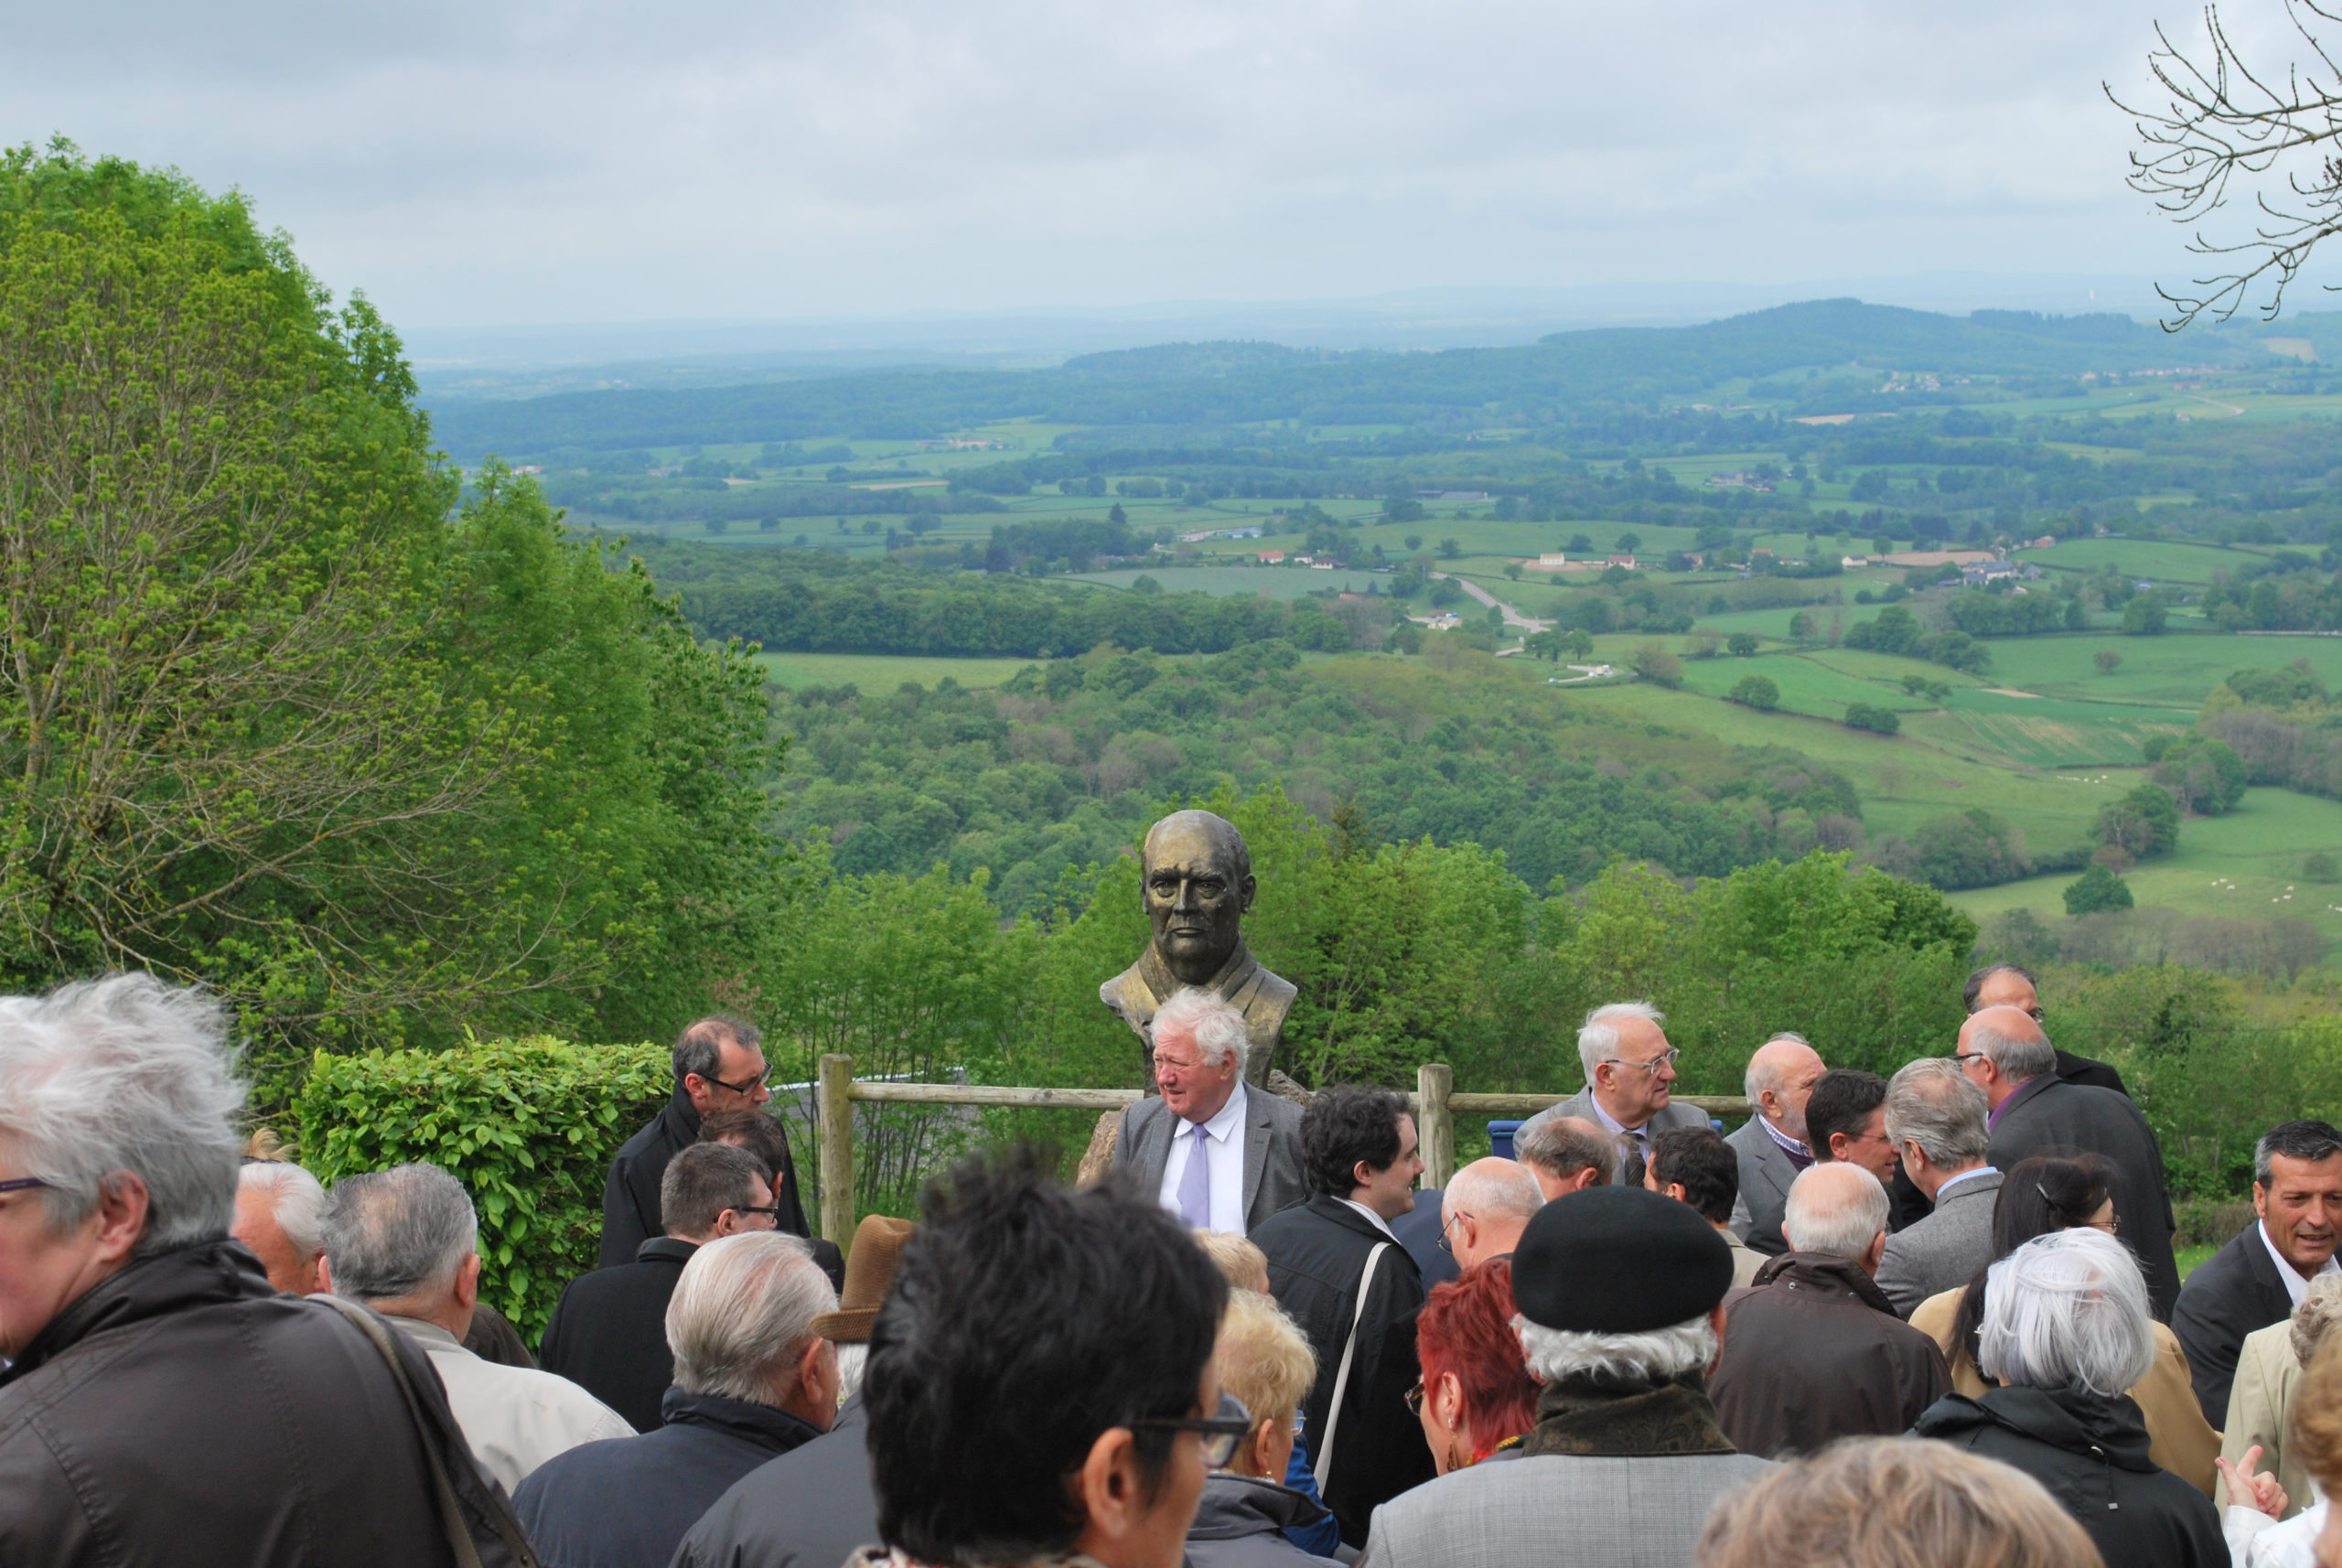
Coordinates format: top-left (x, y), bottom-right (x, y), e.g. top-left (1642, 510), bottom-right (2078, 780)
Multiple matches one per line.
top-left (5, 965), bottom-right (2342, 1567)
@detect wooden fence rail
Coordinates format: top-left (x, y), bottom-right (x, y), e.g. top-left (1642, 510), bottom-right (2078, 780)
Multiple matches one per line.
top-left (812, 1052), bottom-right (1753, 1247)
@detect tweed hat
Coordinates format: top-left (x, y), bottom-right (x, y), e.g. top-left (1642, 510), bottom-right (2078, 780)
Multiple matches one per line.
top-left (1510, 1184), bottom-right (1733, 1334)
top-left (810, 1215), bottom-right (916, 1342)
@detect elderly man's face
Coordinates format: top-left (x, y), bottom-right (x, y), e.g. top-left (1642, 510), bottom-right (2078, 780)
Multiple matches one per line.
top-left (0, 1152), bottom-right (145, 1359)
top-left (1751, 1040), bottom-right (1827, 1143)
top-left (2260, 1151), bottom-right (2342, 1276)
top-left (1595, 1016), bottom-right (1678, 1128)
top-left (1143, 820), bottom-right (1253, 985)
top-left (1153, 1019), bottom-right (1240, 1125)
top-left (232, 1184), bottom-right (324, 1295)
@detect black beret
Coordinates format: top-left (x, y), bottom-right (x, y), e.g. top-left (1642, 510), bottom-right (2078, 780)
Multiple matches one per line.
top-left (1511, 1185), bottom-right (1735, 1333)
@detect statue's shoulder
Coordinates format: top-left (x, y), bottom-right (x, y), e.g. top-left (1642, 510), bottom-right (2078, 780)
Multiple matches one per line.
top-left (1100, 961), bottom-right (1158, 1022)
top-left (1228, 958), bottom-right (1296, 1026)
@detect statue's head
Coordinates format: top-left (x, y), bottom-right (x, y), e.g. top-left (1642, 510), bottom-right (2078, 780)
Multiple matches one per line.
top-left (1141, 811), bottom-right (1255, 984)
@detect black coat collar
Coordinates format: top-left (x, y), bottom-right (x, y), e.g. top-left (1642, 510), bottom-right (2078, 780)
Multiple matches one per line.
top-left (657, 1388), bottom-right (826, 1453)
top-left (3, 1239), bottom-right (269, 1384)
top-left (637, 1236), bottom-right (702, 1266)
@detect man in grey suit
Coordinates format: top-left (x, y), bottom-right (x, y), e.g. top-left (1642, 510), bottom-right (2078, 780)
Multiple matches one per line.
top-left (1359, 1185), bottom-right (1774, 1568)
top-left (1515, 1001), bottom-right (1708, 1155)
top-left (1111, 985), bottom-right (1305, 1235)
top-left (1724, 1033), bottom-right (1824, 1256)
top-left (1875, 1058), bottom-right (2001, 1316)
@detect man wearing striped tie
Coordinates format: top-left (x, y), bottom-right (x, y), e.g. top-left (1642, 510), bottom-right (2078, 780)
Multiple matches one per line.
top-left (1112, 986), bottom-right (1306, 1236)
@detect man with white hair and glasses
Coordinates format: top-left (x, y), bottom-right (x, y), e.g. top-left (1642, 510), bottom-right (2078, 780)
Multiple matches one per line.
top-left (1709, 1162), bottom-right (1950, 1459)
top-left (1113, 985), bottom-right (1306, 1236)
top-left (0, 972), bottom-right (527, 1565)
top-left (515, 1231), bottom-right (841, 1568)
top-left (1515, 1001), bottom-right (1709, 1153)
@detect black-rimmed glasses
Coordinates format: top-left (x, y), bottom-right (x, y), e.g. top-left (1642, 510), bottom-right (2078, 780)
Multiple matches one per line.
top-left (699, 1069), bottom-right (769, 1096)
top-left (1434, 1209), bottom-right (1472, 1255)
top-left (1132, 1391), bottom-right (1254, 1468)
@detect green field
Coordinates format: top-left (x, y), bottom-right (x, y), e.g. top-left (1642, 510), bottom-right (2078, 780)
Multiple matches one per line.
top-left (1070, 565), bottom-right (1384, 598)
top-left (756, 652), bottom-right (1037, 691)
top-left (2014, 538), bottom-right (2277, 586)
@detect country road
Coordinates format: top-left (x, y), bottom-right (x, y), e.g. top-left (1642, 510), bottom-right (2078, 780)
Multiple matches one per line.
top-left (1430, 572), bottom-right (1550, 632)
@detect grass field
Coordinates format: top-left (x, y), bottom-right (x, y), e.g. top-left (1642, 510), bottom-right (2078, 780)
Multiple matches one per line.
top-left (1069, 565), bottom-right (1384, 598)
top-left (756, 651), bottom-right (1037, 691)
top-left (2014, 537), bottom-right (2282, 585)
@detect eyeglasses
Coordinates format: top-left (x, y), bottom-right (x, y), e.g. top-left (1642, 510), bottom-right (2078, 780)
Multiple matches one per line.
top-left (733, 1204), bottom-right (782, 1223)
top-left (0, 1176), bottom-right (50, 1195)
top-left (1606, 1048), bottom-right (1681, 1076)
top-left (700, 1069), bottom-right (769, 1096)
top-left (1950, 1052), bottom-right (1989, 1069)
top-left (1434, 1210), bottom-right (1472, 1255)
top-left (1132, 1391), bottom-right (1255, 1468)
top-left (1404, 1378), bottom-right (1426, 1416)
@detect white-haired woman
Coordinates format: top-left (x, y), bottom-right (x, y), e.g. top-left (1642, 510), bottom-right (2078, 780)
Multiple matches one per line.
top-left (1913, 1229), bottom-right (2236, 1568)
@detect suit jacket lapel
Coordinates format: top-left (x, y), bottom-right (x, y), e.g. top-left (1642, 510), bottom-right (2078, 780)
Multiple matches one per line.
top-left (1137, 1099), bottom-right (1176, 1185)
top-left (1754, 1133), bottom-right (1795, 1200)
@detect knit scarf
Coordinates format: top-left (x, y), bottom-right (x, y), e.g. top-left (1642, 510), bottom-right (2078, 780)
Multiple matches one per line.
top-left (1516, 1372), bottom-right (1737, 1458)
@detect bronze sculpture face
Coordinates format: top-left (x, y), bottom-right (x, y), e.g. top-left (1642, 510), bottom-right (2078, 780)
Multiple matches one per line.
top-left (1142, 811), bottom-right (1255, 985)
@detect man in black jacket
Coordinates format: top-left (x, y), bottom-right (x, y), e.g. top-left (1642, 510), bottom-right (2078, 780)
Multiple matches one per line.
top-left (515, 1231), bottom-right (839, 1568)
top-left (2175, 1119), bottom-right (2342, 1427)
top-left (1252, 1085), bottom-right (1436, 1547)
top-left (1961, 1005), bottom-right (2182, 1319)
top-left (542, 1143), bottom-right (778, 1431)
top-left (0, 972), bottom-right (527, 1568)
top-left (1963, 963), bottom-right (2129, 1095)
top-left (599, 1015), bottom-right (781, 1268)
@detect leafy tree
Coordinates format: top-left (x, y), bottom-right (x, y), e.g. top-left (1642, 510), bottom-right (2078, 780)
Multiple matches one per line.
top-left (1844, 703), bottom-right (1902, 734)
top-left (1789, 611), bottom-right (1816, 640)
top-left (2064, 863), bottom-right (2135, 916)
top-left (1726, 632), bottom-right (1760, 657)
top-left (1726, 675), bottom-right (1781, 709)
top-left (1630, 644), bottom-right (1684, 688)
top-left (2123, 593), bottom-right (2170, 635)
top-left (1436, 537), bottom-right (1463, 558)
top-left (2098, 784), bottom-right (2182, 859)
top-left (2153, 736), bottom-right (2249, 814)
top-left (2095, 650), bottom-right (2123, 674)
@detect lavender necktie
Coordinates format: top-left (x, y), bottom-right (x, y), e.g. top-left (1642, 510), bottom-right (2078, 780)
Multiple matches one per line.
top-left (1177, 1121), bottom-right (1212, 1229)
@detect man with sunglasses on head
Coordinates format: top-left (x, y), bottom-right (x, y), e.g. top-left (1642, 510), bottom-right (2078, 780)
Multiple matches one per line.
top-left (600, 1014), bottom-right (774, 1268)
top-left (1514, 1001), bottom-right (1709, 1153)
top-left (543, 1143), bottom-right (779, 1432)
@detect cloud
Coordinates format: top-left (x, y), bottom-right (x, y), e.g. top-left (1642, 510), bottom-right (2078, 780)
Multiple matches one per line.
top-left (0, 0), bottom-right (2232, 328)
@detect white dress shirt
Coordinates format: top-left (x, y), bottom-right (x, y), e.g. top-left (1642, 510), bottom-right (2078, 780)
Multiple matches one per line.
top-left (1587, 1094), bottom-right (1649, 1144)
top-left (2261, 1220), bottom-right (2342, 1307)
top-left (1338, 1197), bottom-right (1399, 1241)
top-left (1158, 1078), bottom-right (1250, 1235)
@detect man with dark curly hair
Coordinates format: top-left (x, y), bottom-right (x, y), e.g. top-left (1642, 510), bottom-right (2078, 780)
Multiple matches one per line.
top-left (1252, 1086), bottom-right (1437, 1546)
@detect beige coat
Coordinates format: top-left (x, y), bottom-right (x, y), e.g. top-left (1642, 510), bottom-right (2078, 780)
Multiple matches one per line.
top-left (1911, 1286), bottom-right (2219, 1498)
top-left (2225, 1321), bottom-right (2310, 1520)
top-left (1723, 1227), bottom-right (1766, 1290)
top-left (382, 1314), bottom-right (633, 1491)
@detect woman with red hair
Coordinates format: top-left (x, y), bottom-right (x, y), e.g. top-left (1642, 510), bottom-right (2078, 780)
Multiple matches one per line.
top-left (1412, 1258), bottom-right (1541, 1474)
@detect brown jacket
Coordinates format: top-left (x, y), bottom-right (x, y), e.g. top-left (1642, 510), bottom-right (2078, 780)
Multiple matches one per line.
top-left (1911, 1285), bottom-right (2219, 1498)
top-left (1709, 1252), bottom-right (1951, 1459)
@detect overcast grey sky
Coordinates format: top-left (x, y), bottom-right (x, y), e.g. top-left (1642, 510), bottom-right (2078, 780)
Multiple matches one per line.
top-left (0, 1), bottom-right (2296, 332)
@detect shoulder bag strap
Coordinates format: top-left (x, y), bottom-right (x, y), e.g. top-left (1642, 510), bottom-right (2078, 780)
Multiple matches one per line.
top-left (314, 1295), bottom-right (543, 1568)
top-left (1312, 1240), bottom-right (1391, 1493)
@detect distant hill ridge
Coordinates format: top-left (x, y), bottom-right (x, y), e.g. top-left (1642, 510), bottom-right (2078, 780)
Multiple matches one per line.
top-left (428, 297), bottom-right (2289, 460)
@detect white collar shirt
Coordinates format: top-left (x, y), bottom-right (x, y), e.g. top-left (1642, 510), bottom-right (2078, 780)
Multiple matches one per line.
top-left (1157, 1078), bottom-right (1250, 1235)
top-left (1588, 1093), bottom-right (1649, 1143)
top-left (2261, 1219), bottom-right (2341, 1306)
top-left (1936, 1165), bottom-right (1999, 1199)
top-left (1338, 1197), bottom-right (1399, 1241)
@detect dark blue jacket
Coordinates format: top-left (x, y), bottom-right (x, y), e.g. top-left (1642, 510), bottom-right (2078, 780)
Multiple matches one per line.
top-left (512, 1388), bottom-right (823, 1568)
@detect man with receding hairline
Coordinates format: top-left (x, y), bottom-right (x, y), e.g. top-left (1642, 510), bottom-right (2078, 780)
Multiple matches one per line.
top-left (1964, 962), bottom-right (2128, 1095)
top-left (1513, 1115), bottom-right (1617, 1200)
top-left (600, 1015), bottom-right (774, 1268)
top-left (1726, 1033), bottom-right (1825, 1256)
top-left (1439, 1157), bottom-right (1542, 1271)
top-left (1963, 1003), bottom-right (2181, 1318)
top-left (1516, 1001), bottom-right (1709, 1150)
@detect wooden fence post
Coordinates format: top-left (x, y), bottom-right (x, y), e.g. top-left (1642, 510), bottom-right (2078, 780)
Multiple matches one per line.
top-left (1416, 1062), bottom-right (1454, 1190)
top-left (819, 1053), bottom-right (856, 1251)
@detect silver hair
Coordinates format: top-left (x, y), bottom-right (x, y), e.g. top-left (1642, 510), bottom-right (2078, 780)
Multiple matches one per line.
top-left (0, 973), bottom-right (245, 1254)
top-left (1443, 1158), bottom-right (1545, 1224)
top-left (1153, 986), bottom-right (1249, 1077)
top-left (1979, 1229), bottom-right (2156, 1396)
top-left (1578, 1001), bottom-right (1665, 1084)
top-left (1516, 1313), bottom-right (1717, 1384)
top-left (668, 1231), bottom-right (837, 1403)
top-left (320, 1163), bottom-right (478, 1303)
top-left (2291, 1273), bottom-right (2342, 1367)
top-left (1967, 1018), bottom-right (2056, 1084)
top-left (1784, 1163), bottom-right (1889, 1261)
top-left (834, 1341), bottom-right (869, 1403)
top-left (1743, 1033), bottom-right (1814, 1101)
top-left (239, 1161), bottom-right (328, 1259)
top-left (1884, 1058), bottom-right (1991, 1167)
top-left (2256, 1121), bottom-right (2342, 1188)
top-left (1514, 1117), bottom-right (1619, 1186)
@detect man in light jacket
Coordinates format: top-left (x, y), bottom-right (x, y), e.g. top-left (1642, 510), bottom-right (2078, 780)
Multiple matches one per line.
top-left (323, 1162), bottom-right (634, 1490)
top-left (1875, 1058), bottom-right (2001, 1316)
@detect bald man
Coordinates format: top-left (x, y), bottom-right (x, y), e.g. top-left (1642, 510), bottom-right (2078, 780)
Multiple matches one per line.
top-left (1960, 1004), bottom-right (2181, 1318)
top-left (1439, 1158), bottom-right (1544, 1271)
top-left (1726, 1034), bottom-right (1826, 1256)
top-left (1964, 963), bottom-right (2128, 1097)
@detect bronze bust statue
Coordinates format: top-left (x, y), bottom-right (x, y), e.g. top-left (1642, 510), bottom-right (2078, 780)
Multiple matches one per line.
top-left (1100, 810), bottom-right (1296, 1085)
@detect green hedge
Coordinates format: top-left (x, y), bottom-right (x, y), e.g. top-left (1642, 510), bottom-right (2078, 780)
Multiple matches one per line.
top-left (295, 1036), bottom-right (670, 1339)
